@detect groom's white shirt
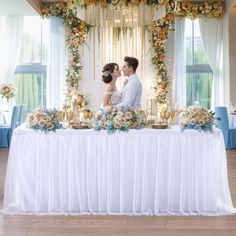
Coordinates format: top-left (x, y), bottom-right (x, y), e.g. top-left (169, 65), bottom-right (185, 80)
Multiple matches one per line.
top-left (117, 73), bottom-right (142, 109)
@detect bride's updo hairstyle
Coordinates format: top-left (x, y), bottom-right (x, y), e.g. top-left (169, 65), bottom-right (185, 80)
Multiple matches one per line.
top-left (102, 63), bottom-right (118, 83)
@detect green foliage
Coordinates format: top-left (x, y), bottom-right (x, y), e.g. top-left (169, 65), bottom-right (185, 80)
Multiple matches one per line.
top-left (14, 74), bottom-right (47, 115)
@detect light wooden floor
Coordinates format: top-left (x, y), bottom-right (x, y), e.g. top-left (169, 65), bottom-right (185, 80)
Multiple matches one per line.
top-left (1, 149), bottom-right (236, 236)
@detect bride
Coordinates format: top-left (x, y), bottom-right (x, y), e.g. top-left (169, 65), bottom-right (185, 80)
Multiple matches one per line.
top-left (101, 63), bottom-right (121, 107)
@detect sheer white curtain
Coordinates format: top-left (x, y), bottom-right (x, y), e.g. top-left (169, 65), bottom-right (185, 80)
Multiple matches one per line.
top-left (199, 18), bottom-right (223, 109)
top-left (0, 16), bottom-right (23, 115)
top-left (80, 26), bottom-right (155, 111)
top-left (172, 18), bottom-right (186, 109)
top-left (46, 17), bottom-right (67, 109)
top-left (0, 16), bottom-right (23, 84)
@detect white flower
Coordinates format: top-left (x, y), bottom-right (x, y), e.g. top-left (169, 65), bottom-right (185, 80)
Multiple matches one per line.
top-left (117, 111), bottom-right (124, 118)
top-left (125, 111), bottom-right (132, 119)
top-left (0, 83), bottom-right (15, 100)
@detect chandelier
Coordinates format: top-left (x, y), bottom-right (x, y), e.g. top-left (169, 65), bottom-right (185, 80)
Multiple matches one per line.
top-left (76, 4), bottom-right (166, 27)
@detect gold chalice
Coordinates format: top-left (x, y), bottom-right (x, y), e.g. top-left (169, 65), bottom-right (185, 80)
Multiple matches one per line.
top-left (164, 111), bottom-right (170, 125)
top-left (66, 111), bottom-right (73, 126)
top-left (83, 110), bottom-right (93, 121)
top-left (170, 111), bottom-right (176, 126)
top-left (160, 111), bottom-right (164, 124)
top-left (57, 111), bottom-right (64, 122)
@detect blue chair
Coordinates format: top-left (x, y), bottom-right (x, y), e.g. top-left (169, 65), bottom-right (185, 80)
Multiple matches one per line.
top-left (214, 106), bottom-right (236, 149)
top-left (17, 104), bottom-right (24, 126)
top-left (0, 106), bottom-right (19, 148)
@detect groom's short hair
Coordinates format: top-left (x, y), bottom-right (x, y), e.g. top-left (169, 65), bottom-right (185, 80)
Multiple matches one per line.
top-left (124, 57), bottom-right (139, 72)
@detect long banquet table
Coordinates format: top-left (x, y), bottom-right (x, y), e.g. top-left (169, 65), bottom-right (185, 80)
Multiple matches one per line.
top-left (2, 125), bottom-right (235, 215)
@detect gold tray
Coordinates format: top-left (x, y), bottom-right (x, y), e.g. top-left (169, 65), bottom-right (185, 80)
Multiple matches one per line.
top-left (70, 123), bottom-right (90, 129)
top-left (151, 124), bottom-right (168, 129)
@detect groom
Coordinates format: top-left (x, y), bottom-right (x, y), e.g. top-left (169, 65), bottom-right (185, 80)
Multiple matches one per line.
top-left (117, 56), bottom-right (142, 109)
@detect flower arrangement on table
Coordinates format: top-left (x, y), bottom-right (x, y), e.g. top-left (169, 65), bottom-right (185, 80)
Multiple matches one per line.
top-left (0, 83), bottom-right (16, 102)
top-left (26, 108), bottom-right (63, 133)
top-left (179, 106), bottom-right (215, 132)
top-left (93, 106), bottom-right (146, 133)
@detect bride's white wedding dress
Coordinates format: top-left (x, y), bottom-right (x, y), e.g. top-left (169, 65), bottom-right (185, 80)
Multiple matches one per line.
top-left (103, 90), bottom-right (122, 106)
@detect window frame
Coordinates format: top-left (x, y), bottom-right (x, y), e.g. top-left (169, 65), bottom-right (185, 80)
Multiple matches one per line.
top-left (186, 19), bottom-right (213, 108)
top-left (14, 16), bottom-right (47, 112)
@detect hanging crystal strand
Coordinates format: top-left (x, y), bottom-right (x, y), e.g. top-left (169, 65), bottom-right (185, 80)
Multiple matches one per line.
top-left (132, 26), bottom-right (134, 56)
top-left (96, 6), bottom-right (98, 27)
top-left (93, 27), bottom-right (96, 80)
top-left (131, 6), bottom-right (134, 28)
top-left (119, 27), bottom-right (122, 65)
top-left (93, 5), bottom-right (95, 26)
top-left (122, 8), bottom-right (125, 27)
top-left (141, 25), bottom-right (144, 82)
top-left (98, 7), bottom-right (100, 49)
top-left (112, 28), bottom-right (115, 62)
top-left (141, 4), bottom-right (143, 28)
top-left (98, 26), bottom-right (100, 61)
top-left (149, 22), bottom-right (153, 57)
top-left (102, 25), bottom-right (105, 66)
top-left (135, 26), bottom-right (137, 58)
top-left (109, 27), bottom-right (112, 62)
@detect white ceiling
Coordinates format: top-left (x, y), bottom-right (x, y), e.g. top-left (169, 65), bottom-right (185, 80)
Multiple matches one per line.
top-left (0, 0), bottom-right (38, 16)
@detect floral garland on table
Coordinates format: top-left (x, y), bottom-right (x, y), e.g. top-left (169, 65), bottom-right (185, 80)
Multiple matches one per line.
top-left (178, 106), bottom-right (215, 132)
top-left (41, 2), bottom-right (90, 94)
top-left (175, 1), bottom-right (224, 19)
top-left (26, 108), bottom-right (63, 133)
top-left (151, 0), bottom-right (175, 104)
top-left (93, 106), bottom-right (146, 134)
top-left (0, 84), bottom-right (16, 102)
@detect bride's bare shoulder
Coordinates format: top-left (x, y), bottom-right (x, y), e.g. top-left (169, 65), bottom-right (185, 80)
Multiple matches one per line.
top-left (105, 85), bottom-right (115, 93)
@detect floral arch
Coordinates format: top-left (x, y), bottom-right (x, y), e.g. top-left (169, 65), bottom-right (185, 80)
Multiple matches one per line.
top-left (41, 0), bottom-right (224, 106)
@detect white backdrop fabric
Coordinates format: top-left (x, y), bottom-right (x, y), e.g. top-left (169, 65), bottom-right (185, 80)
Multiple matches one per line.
top-left (80, 26), bottom-right (155, 111)
top-left (2, 125), bottom-right (235, 215)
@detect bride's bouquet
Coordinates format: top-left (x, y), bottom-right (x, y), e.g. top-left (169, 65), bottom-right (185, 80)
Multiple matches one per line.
top-left (26, 108), bottom-right (62, 133)
top-left (179, 106), bottom-right (215, 132)
top-left (93, 106), bottom-right (146, 133)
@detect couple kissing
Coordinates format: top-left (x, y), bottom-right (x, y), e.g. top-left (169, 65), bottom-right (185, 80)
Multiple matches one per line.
top-left (101, 56), bottom-right (142, 110)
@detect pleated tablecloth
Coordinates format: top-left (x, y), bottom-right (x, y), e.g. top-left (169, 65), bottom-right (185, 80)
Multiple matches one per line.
top-left (2, 124), bottom-right (235, 215)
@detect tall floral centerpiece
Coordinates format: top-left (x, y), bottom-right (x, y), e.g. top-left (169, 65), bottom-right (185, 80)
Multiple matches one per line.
top-left (0, 84), bottom-right (16, 102)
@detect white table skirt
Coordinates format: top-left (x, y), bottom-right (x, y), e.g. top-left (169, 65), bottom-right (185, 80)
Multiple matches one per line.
top-left (2, 125), bottom-right (235, 215)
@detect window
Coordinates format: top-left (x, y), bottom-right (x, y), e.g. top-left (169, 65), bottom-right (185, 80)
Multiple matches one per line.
top-left (14, 16), bottom-right (48, 113)
top-left (185, 19), bottom-right (213, 109)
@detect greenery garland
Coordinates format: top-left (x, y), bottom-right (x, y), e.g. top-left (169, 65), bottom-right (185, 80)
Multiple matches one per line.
top-left (151, 0), bottom-right (175, 104)
top-left (41, 2), bottom-right (90, 95)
